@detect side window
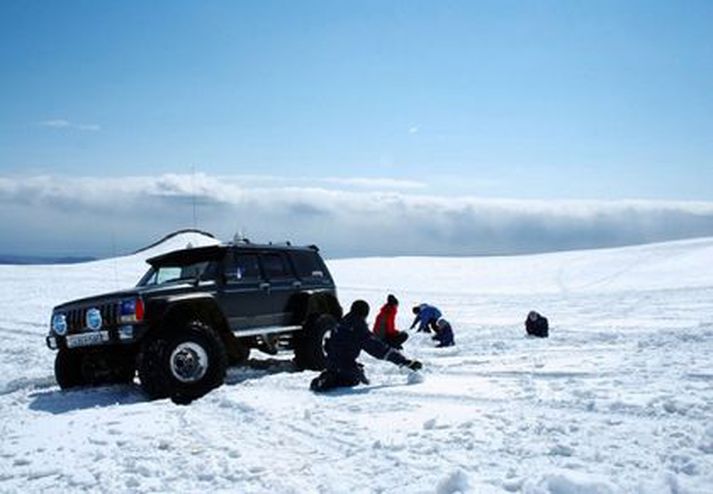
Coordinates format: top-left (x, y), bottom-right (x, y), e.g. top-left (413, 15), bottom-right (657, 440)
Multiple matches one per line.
top-left (261, 253), bottom-right (292, 280)
top-left (225, 254), bottom-right (261, 282)
top-left (289, 251), bottom-right (328, 281)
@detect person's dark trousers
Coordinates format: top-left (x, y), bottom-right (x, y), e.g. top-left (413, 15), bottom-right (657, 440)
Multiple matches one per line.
top-left (433, 329), bottom-right (454, 347)
top-left (310, 370), bottom-right (362, 392)
top-left (385, 331), bottom-right (408, 350)
top-left (429, 318), bottom-right (440, 332)
top-left (526, 318), bottom-right (549, 338)
top-left (417, 318), bottom-right (438, 333)
top-left (436, 338), bottom-right (454, 348)
top-left (527, 328), bottom-right (548, 338)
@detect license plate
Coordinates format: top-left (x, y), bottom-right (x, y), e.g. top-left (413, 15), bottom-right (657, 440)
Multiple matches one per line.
top-left (66, 331), bottom-right (110, 348)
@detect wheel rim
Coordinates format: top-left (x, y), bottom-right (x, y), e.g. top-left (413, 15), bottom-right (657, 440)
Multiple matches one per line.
top-left (321, 329), bottom-right (331, 354)
top-left (170, 342), bottom-right (209, 383)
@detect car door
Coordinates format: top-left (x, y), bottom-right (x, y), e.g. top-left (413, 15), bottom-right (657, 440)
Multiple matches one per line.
top-left (218, 250), bottom-right (272, 331)
top-left (259, 251), bottom-right (300, 326)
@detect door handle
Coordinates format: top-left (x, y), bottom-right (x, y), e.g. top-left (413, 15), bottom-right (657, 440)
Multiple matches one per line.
top-left (259, 282), bottom-right (271, 292)
top-left (292, 281), bottom-right (302, 289)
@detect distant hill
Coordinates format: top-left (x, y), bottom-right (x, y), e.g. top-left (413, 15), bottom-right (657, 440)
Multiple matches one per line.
top-left (0, 229), bottom-right (219, 266)
top-left (0, 255), bottom-right (97, 265)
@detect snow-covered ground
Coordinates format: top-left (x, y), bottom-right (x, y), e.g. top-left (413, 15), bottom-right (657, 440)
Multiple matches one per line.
top-left (1, 234), bottom-right (712, 493)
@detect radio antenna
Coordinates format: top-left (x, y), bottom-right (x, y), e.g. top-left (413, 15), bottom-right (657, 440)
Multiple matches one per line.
top-left (111, 229), bottom-right (119, 290)
top-left (191, 165), bottom-right (198, 228)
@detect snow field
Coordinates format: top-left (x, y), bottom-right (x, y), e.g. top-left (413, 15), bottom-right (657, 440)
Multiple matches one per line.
top-left (0, 235), bottom-right (712, 493)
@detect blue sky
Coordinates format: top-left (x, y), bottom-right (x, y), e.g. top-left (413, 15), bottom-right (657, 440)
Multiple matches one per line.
top-left (1, 1), bottom-right (712, 257)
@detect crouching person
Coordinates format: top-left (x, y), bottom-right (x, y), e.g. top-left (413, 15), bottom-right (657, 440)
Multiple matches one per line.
top-left (432, 318), bottom-right (455, 347)
top-left (525, 310), bottom-right (549, 338)
top-left (311, 300), bottom-right (423, 392)
top-left (410, 303), bottom-right (442, 333)
top-left (373, 294), bottom-right (409, 350)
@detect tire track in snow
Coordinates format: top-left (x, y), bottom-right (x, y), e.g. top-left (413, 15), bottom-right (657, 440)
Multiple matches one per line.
top-left (0, 376), bottom-right (56, 397)
top-left (0, 325), bottom-right (45, 338)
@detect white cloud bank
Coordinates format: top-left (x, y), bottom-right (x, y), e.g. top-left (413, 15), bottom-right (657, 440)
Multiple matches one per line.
top-left (1, 173), bottom-right (713, 258)
top-left (36, 119), bottom-right (101, 132)
top-left (214, 175), bottom-right (426, 190)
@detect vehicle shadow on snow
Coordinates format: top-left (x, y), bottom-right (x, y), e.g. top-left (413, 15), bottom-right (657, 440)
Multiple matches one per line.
top-left (224, 357), bottom-right (301, 386)
top-left (28, 357), bottom-right (299, 414)
top-left (28, 383), bottom-right (146, 414)
top-left (320, 383), bottom-right (403, 396)
top-left (319, 380), bottom-right (422, 398)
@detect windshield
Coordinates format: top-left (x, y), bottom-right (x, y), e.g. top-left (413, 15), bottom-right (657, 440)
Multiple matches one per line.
top-left (138, 261), bottom-right (216, 287)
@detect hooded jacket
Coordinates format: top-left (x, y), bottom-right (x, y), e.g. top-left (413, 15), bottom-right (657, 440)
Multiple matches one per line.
top-left (326, 311), bottom-right (408, 376)
top-left (411, 304), bottom-right (442, 331)
top-left (373, 303), bottom-right (398, 339)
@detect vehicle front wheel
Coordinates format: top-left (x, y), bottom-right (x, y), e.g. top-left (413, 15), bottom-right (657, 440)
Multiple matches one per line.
top-left (138, 320), bottom-right (227, 404)
top-left (55, 349), bottom-right (136, 389)
top-left (293, 314), bottom-right (337, 371)
top-left (55, 349), bottom-right (84, 389)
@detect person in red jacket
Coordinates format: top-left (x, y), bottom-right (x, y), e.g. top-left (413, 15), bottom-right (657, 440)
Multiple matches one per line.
top-left (372, 294), bottom-right (409, 349)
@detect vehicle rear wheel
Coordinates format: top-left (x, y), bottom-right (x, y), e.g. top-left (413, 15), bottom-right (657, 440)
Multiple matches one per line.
top-left (293, 314), bottom-right (337, 371)
top-left (138, 320), bottom-right (227, 404)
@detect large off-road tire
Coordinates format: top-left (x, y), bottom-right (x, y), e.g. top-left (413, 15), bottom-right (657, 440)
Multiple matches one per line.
top-left (293, 314), bottom-right (337, 371)
top-left (55, 349), bottom-right (136, 389)
top-left (55, 349), bottom-right (84, 389)
top-left (137, 320), bottom-right (227, 404)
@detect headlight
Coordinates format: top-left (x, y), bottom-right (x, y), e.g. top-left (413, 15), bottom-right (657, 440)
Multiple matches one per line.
top-left (51, 314), bottom-right (68, 336)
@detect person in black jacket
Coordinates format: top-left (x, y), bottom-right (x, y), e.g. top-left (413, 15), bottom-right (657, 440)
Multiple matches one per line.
top-left (525, 310), bottom-right (549, 338)
top-left (310, 300), bottom-right (423, 392)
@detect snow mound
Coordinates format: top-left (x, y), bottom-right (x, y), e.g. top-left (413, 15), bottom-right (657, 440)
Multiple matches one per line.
top-left (699, 427), bottom-right (713, 454)
top-left (523, 470), bottom-right (620, 494)
top-left (436, 469), bottom-right (470, 494)
top-left (407, 370), bottom-right (425, 384)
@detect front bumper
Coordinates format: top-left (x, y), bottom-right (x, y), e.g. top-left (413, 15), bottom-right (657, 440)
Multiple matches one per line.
top-left (46, 323), bottom-right (148, 350)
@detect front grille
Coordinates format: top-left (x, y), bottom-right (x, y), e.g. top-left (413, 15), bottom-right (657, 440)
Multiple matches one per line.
top-left (65, 302), bottom-right (119, 334)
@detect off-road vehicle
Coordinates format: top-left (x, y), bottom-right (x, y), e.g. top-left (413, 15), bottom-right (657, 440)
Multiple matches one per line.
top-left (46, 240), bottom-right (342, 403)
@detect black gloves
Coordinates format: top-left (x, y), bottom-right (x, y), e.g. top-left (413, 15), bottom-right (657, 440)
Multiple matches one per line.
top-left (404, 360), bottom-right (423, 371)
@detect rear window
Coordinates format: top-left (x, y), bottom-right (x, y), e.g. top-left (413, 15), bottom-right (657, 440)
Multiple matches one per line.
top-left (289, 251), bottom-right (329, 281)
top-left (261, 253), bottom-right (292, 280)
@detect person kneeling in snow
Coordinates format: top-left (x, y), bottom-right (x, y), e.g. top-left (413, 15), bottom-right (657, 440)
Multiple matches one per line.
top-left (432, 318), bottom-right (455, 347)
top-left (311, 300), bottom-right (422, 392)
top-left (373, 294), bottom-right (409, 350)
top-left (525, 310), bottom-right (549, 338)
top-left (410, 303), bottom-right (442, 333)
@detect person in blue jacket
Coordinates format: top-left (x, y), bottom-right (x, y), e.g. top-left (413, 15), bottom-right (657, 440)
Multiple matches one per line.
top-left (410, 303), bottom-right (442, 333)
top-left (310, 300), bottom-right (423, 392)
top-left (432, 318), bottom-right (455, 347)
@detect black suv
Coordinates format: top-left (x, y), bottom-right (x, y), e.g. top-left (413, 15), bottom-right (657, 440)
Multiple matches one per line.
top-left (46, 241), bottom-right (342, 403)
